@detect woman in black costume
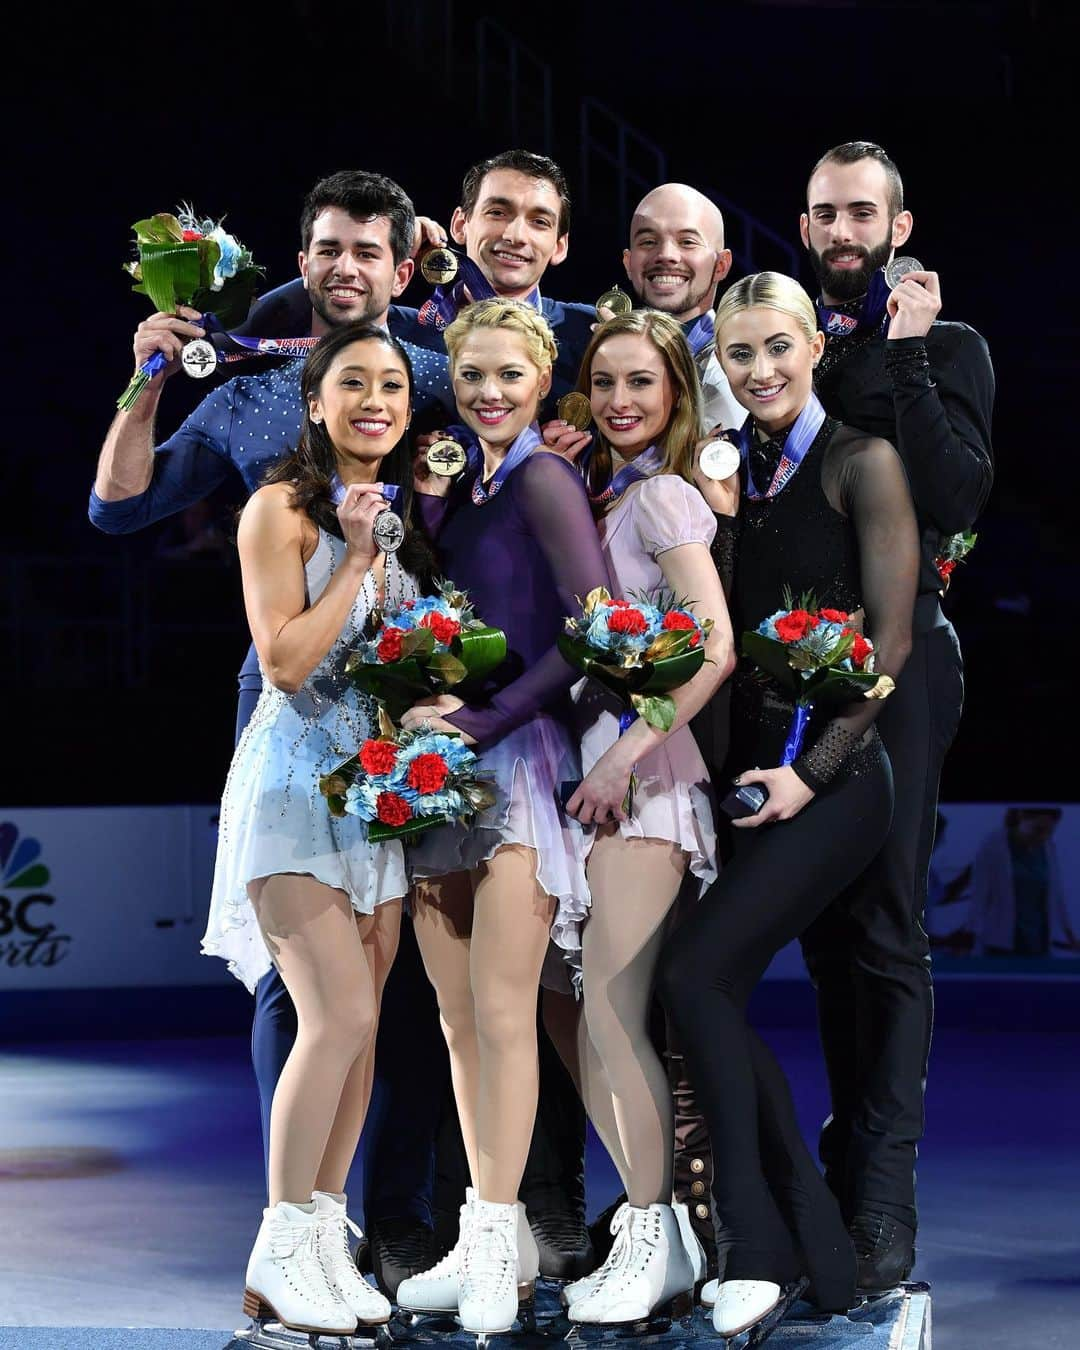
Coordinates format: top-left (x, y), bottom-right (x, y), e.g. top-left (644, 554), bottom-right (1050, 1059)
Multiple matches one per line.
top-left (658, 271), bottom-right (919, 1345)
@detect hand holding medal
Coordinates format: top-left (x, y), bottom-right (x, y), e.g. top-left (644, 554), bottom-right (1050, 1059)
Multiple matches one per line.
top-left (884, 255), bottom-right (941, 340)
top-left (693, 426), bottom-right (741, 515)
top-left (334, 481), bottom-right (404, 558)
top-left (540, 392), bottom-right (594, 463)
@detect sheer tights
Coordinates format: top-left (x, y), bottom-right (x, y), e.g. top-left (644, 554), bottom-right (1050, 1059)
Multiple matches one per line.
top-left (249, 873), bottom-right (401, 1207)
top-left (412, 843), bottom-right (556, 1204)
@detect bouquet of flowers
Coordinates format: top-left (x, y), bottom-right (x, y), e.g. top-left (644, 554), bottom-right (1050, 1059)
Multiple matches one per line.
top-left (320, 708), bottom-right (496, 841)
top-left (346, 578), bottom-right (507, 724)
top-left (559, 587), bottom-right (712, 734)
top-left (741, 589), bottom-right (894, 765)
top-left (118, 204), bottom-right (262, 410)
top-left (933, 531), bottom-right (977, 589)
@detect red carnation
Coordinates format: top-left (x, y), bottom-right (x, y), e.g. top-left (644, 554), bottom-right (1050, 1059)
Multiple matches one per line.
top-left (608, 598), bottom-right (633, 608)
top-left (181, 229), bottom-right (203, 241)
top-left (850, 633), bottom-right (872, 668)
top-left (662, 611), bottom-right (697, 632)
top-left (819, 608), bottom-right (849, 624)
top-left (775, 609), bottom-right (818, 643)
top-left (375, 791), bottom-right (412, 827)
top-left (407, 753), bottom-right (450, 795)
top-left (359, 739), bottom-right (399, 775)
top-left (608, 606), bottom-right (649, 636)
top-left (420, 612), bottom-right (461, 645)
top-left (937, 559), bottom-right (956, 580)
top-left (377, 626), bottom-right (405, 662)
top-left (401, 599), bottom-right (416, 610)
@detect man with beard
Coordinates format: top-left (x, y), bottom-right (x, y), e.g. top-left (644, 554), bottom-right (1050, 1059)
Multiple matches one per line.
top-left (798, 141), bottom-right (994, 1292)
top-left (91, 170), bottom-right (456, 1300)
top-left (621, 181), bottom-right (742, 430)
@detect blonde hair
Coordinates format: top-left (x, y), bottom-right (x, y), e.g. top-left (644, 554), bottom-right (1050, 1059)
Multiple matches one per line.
top-left (444, 297), bottom-right (558, 374)
top-left (713, 272), bottom-right (820, 352)
top-left (576, 309), bottom-right (704, 498)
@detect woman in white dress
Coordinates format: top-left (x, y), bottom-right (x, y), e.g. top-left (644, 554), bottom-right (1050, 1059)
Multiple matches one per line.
top-left (202, 321), bottom-right (430, 1339)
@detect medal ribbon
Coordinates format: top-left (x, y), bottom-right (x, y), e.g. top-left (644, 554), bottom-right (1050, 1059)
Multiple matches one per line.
top-left (587, 443), bottom-right (664, 507)
top-left (470, 423), bottom-right (542, 506)
top-left (418, 255), bottom-right (542, 330)
top-left (330, 476), bottom-right (402, 517)
top-left (738, 393), bottom-right (826, 500)
top-left (683, 311), bottom-right (715, 358)
top-left (815, 266), bottom-right (891, 340)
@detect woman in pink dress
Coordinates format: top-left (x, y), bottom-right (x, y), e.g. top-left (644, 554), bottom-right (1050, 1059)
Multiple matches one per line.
top-left (561, 309), bottom-right (736, 1327)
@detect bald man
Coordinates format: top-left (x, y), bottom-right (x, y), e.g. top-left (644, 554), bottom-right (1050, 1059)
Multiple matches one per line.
top-left (623, 182), bottom-right (742, 430)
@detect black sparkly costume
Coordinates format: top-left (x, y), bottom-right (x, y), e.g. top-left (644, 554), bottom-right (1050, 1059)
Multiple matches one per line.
top-left (806, 325), bottom-right (994, 1234)
top-left (658, 416), bottom-right (918, 1305)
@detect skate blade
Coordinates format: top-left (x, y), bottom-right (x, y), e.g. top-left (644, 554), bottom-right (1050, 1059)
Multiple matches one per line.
top-left (235, 1319), bottom-right (372, 1349)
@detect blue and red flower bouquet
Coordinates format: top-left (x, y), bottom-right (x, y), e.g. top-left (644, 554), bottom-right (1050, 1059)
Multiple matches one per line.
top-left (319, 709), bottom-right (495, 842)
top-left (559, 587), bottom-right (713, 733)
top-left (346, 578), bottom-right (507, 724)
top-left (741, 589), bottom-right (894, 765)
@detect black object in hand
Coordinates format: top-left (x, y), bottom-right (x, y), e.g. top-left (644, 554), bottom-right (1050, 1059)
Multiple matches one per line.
top-left (720, 782), bottom-right (768, 819)
top-left (558, 780), bottom-right (581, 808)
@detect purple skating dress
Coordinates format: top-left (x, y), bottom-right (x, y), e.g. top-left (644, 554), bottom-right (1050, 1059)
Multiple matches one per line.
top-left (411, 426), bottom-right (611, 972)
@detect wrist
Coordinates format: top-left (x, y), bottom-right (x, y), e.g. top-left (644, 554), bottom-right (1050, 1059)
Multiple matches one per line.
top-left (343, 544), bottom-right (378, 572)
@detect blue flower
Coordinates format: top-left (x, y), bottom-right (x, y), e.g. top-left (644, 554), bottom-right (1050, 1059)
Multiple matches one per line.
top-left (210, 227), bottom-right (243, 291)
top-left (398, 733), bottom-right (477, 774)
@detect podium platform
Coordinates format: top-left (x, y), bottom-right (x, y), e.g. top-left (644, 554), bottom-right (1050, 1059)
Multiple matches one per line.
top-left (0, 1282), bottom-right (931, 1350)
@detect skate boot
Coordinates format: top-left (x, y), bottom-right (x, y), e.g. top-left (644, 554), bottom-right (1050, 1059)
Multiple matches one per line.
top-left (243, 1200), bottom-right (356, 1338)
top-left (396, 1187), bottom-right (476, 1314)
top-left (567, 1203), bottom-right (694, 1328)
top-left (311, 1192), bottom-right (392, 1328)
top-left (458, 1198), bottom-right (524, 1341)
top-left (559, 1201), bottom-right (629, 1309)
top-left (672, 1200), bottom-right (708, 1296)
top-left (712, 1276), bottom-right (809, 1344)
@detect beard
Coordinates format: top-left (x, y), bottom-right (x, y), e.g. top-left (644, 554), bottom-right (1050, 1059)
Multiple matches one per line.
top-left (637, 269), bottom-right (716, 320)
top-left (808, 235), bottom-right (893, 302)
top-left (309, 285), bottom-right (383, 329)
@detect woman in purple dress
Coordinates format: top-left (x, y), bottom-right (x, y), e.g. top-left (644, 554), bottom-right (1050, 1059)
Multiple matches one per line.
top-left (554, 311), bottom-right (735, 1327)
top-left (394, 299), bottom-right (611, 1337)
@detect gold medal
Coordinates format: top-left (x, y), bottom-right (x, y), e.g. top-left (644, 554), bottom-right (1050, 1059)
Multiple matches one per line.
top-left (595, 285), bottom-right (632, 317)
top-left (426, 438), bottom-right (468, 477)
top-left (557, 391), bottom-right (593, 432)
top-left (420, 247), bottom-right (459, 286)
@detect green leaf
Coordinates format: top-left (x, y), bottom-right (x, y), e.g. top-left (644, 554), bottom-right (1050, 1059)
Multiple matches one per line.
top-left (631, 691), bottom-right (676, 731)
top-left (740, 631), bottom-right (801, 694)
top-left (138, 241), bottom-right (204, 311)
top-left (400, 627), bottom-right (436, 661)
top-left (427, 651), bottom-right (468, 686)
top-left (453, 626), bottom-right (507, 685)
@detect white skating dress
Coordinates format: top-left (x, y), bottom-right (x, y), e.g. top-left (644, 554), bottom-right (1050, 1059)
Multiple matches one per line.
top-left (202, 529), bottom-right (417, 992)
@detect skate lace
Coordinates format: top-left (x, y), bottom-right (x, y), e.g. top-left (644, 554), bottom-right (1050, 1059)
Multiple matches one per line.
top-left (461, 1222), bottom-right (515, 1297)
top-left (851, 1212), bottom-right (905, 1261)
top-left (586, 1205), bottom-right (635, 1290)
top-left (418, 1204), bottom-right (474, 1279)
top-left (317, 1210), bottom-right (366, 1278)
top-left (271, 1217), bottom-right (333, 1293)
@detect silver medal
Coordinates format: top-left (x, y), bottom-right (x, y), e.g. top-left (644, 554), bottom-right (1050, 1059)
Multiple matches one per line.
top-left (885, 256), bottom-right (924, 290)
top-left (373, 509), bottom-right (405, 554)
top-left (180, 338), bottom-right (217, 378)
top-left (698, 437), bottom-right (741, 481)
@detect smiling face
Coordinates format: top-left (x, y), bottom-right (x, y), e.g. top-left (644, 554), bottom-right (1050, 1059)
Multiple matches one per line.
top-left (800, 158), bottom-right (912, 303)
top-left (299, 208), bottom-right (413, 334)
top-left (717, 307), bottom-right (824, 434)
top-left (451, 327), bottom-right (550, 450)
top-left (450, 169), bottom-right (569, 299)
top-left (307, 336), bottom-right (411, 476)
top-left (588, 332), bottom-right (676, 460)
top-left (623, 184), bottom-right (731, 321)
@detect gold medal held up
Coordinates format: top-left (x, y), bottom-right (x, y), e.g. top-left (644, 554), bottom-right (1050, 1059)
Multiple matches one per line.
top-left (426, 438), bottom-right (468, 477)
top-left (420, 247), bottom-right (460, 286)
top-left (595, 285), bottom-right (632, 317)
top-left (557, 392), bottom-right (593, 432)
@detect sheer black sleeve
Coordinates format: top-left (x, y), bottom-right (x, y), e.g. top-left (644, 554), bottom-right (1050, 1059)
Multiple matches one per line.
top-left (885, 324), bottom-right (994, 535)
top-left (792, 437), bottom-right (919, 791)
top-left (445, 454), bottom-right (612, 745)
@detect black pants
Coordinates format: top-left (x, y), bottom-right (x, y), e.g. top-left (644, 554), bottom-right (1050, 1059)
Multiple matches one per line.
top-left (658, 742), bottom-right (893, 1306)
top-left (800, 605), bottom-right (963, 1230)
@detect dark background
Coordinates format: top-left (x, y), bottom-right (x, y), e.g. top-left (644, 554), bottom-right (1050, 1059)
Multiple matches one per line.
top-left (6, 0), bottom-right (1075, 806)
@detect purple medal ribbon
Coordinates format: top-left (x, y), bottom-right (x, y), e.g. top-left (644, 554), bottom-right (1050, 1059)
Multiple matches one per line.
top-left (134, 312), bottom-right (317, 385)
top-left (588, 443), bottom-right (664, 507)
top-left (418, 255), bottom-right (541, 330)
top-left (330, 476), bottom-right (402, 517)
top-left (738, 392), bottom-right (826, 500)
top-left (470, 423), bottom-right (543, 506)
top-left (683, 311), bottom-right (715, 358)
top-left (815, 266), bottom-right (891, 339)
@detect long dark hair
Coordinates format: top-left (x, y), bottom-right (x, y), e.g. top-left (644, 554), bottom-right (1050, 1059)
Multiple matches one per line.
top-left (264, 322), bottom-right (434, 580)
